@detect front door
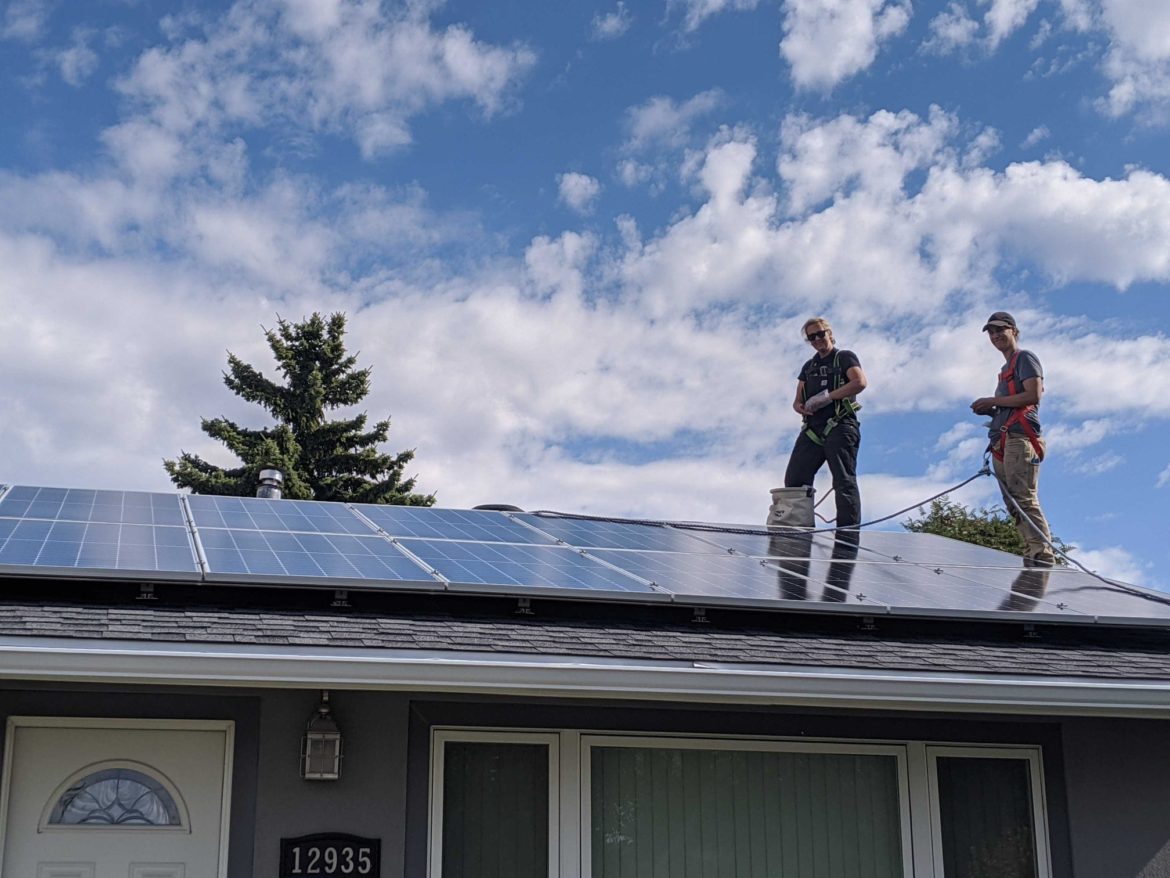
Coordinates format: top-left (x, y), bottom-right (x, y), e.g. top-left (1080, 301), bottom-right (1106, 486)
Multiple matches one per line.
top-left (0, 718), bottom-right (233, 878)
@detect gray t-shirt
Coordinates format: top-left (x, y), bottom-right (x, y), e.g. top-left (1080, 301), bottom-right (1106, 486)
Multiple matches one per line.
top-left (988, 349), bottom-right (1043, 438)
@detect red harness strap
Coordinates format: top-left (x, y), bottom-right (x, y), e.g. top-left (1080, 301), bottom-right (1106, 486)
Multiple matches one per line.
top-left (993, 351), bottom-right (1045, 462)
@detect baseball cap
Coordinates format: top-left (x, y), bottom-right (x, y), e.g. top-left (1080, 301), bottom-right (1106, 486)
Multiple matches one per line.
top-left (982, 311), bottom-right (1017, 332)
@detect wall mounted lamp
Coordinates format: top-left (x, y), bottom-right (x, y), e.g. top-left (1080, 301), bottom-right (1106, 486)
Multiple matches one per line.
top-left (301, 690), bottom-right (343, 780)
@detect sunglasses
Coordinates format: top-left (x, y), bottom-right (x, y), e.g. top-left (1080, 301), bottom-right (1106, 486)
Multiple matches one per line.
top-left (806, 330), bottom-right (829, 341)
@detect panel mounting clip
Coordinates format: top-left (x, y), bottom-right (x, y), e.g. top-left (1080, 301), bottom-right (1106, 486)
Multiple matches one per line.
top-left (692, 607), bottom-right (709, 624)
top-left (858, 616), bottom-right (877, 631)
top-left (137, 583), bottom-right (157, 601)
top-left (331, 589), bottom-right (351, 608)
top-left (516, 597), bottom-right (535, 616)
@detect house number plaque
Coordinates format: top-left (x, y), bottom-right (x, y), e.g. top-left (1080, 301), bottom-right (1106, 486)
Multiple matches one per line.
top-left (280, 833), bottom-right (381, 876)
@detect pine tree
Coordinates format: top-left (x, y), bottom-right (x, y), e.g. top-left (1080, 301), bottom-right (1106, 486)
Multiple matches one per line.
top-left (164, 312), bottom-right (434, 505)
top-left (903, 497), bottom-right (1068, 562)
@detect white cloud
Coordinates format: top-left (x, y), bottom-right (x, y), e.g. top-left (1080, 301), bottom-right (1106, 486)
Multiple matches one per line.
top-left (780, 0), bottom-right (912, 90)
top-left (669, 0), bottom-right (759, 33)
top-left (106, 0), bottom-right (536, 174)
top-left (623, 90), bottom-right (724, 152)
top-left (557, 172), bottom-right (602, 214)
top-left (591, 2), bottom-right (632, 40)
top-left (985, 0), bottom-right (1042, 48)
top-left (1021, 124), bottom-right (1051, 148)
top-left (1157, 463), bottom-right (1170, 488)
top-left (52, 28), bottom-right (98, 86)
top-left (1, 0), bottom-right (51, 41)
top-left (1098, 0), bottom-right (1170, 116)
top-left (925, 2), bottom-right (980, 53)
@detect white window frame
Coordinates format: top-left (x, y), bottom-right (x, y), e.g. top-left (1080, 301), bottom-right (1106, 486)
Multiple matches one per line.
top-left (428, 729), bottom-right (562, 878)
top-left (428, 728), bottom-right (1052, 878)
top-left (925, 745), bottom-right (1052, 878)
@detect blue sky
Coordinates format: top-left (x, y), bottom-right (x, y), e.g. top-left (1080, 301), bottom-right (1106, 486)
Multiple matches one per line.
top-left (2, 0), bottom-right (1169, 587)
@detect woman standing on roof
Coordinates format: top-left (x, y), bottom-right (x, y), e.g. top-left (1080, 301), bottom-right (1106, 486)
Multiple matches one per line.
top-left (783, 317), bottom-right (868, 530)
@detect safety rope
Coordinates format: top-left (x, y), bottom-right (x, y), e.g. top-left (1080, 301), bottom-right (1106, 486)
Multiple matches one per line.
top-left (531, 465), bottom-right (992, 538)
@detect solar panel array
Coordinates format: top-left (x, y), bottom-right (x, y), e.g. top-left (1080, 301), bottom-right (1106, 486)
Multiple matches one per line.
top-left (2, 484), bottom-right (1169, 627)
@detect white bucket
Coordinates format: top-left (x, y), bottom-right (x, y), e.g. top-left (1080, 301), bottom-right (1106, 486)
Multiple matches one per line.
top-left (766, 486), bottom-right (815, 528)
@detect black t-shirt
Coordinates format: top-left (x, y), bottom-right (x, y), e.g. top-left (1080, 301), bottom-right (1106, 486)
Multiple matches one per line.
top-left (798, 348), bottom-right (861, 428)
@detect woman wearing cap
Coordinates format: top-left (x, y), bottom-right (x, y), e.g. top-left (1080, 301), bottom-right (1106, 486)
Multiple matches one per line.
top-left (970, 312), bottom-right (1055, 566)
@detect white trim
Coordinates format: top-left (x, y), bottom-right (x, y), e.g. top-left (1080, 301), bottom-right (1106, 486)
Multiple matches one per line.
top-left (925, 745), bottom-right (1051, 878)
top-left (3, 637), bottom-right (1170, 717)
top-left (428, 730), bottom-right (561, 878)
top-left (0, 717), bottom-right (235, 878)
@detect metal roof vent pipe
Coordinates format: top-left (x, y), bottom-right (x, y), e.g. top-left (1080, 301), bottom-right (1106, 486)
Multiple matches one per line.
top-left (766, 486), bottom-right (814, 528)
top-left (257, 469), bottom-right (284, 500)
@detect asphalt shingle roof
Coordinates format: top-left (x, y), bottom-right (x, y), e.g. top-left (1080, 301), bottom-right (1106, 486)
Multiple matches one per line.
top-left (3, 602), bottom-right (1170, 681)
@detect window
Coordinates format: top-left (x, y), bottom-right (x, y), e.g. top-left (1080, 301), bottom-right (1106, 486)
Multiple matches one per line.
top-left (430, 731), bottom-right (1050, 878)
top-left (430, 731), bottom-right (560, 878)
top-left (928, 748), bottom-right (1050, 878)
top-left (45, 765), bottom-right (183, 827)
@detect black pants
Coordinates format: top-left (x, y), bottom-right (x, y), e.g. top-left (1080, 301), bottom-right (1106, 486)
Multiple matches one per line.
top-left (784, 420), bottom-right (861, 528)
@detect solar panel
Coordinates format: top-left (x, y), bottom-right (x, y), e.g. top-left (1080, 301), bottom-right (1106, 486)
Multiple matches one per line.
top-left (0, 516), bottom-right (199, 577)
top-left (199, 528), bottom-right (436, 585)
top-left (394, 538), bottom-right (661, 596)
top-left (356, 505), bottom-right (559, 544)
top-left (4, 484), bottom-right (1170, 629)
top-left (0, 486), bottom-right (186, 526)
top-left (187, 495), bottom-right (372, 534)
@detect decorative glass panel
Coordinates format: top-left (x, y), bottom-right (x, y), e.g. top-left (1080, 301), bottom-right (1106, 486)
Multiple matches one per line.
top-left (48, 768), bottom-right (182, 826)
top-left (936, 756), bottom-right (1038, 878)
top-left (442, 742), bottom-right (549, 878)
top-left (591, 746), bottom-right (903, 878)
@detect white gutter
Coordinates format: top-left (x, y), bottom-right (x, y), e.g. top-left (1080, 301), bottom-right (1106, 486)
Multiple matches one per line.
top-left (1, 636), bottom-right (1169, 717)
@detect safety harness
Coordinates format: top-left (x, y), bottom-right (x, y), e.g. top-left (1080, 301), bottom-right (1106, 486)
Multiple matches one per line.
top-left (991, 350), bottom-right (1045, 462)
top-left (802, 350), bottom-right (861, 447)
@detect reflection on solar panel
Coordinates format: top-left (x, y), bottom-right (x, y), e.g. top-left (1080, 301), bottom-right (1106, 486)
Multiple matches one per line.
top-left (3, 484), bottom-right (1170, 627)
top-left (587, 548), bottom-right (884, 608)
top-left (187, 495), bottom-right (372, 534)
top-left (199, 528), bottom-right (434, 584)
top-left (395, 539), bottom-right (658, 595)
top-left (357, 505), bottom-right (558, 544)
top-left (0, 486), bottom-right (186, 526)
top-left (517, 514), bottom-right (725, 553)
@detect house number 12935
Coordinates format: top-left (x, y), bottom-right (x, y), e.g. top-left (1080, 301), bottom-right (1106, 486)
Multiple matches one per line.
top-left (280, 834), bottom-right (381, 878)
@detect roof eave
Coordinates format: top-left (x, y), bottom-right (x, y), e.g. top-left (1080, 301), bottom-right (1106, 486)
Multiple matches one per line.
top-left (2, 636), bottom-right (1169, 718)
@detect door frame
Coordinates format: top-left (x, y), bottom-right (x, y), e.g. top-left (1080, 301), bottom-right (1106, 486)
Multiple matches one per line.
top-left (0, 716), bottom-right (235, 878)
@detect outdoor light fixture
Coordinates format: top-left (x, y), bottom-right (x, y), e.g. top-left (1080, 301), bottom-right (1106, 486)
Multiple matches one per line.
top-left (300, 690), bottom-right (343, 780)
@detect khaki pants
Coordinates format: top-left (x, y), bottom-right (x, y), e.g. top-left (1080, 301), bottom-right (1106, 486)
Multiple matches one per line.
top-left (993, 434), bottom-right (1053, 563)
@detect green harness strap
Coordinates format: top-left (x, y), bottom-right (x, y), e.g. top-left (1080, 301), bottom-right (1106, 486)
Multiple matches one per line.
top-left (802, 350), bottom-right (862, 447)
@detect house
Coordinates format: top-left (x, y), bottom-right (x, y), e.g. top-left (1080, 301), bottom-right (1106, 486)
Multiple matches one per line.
top-left (2, 482), bottom-right (1170, 877)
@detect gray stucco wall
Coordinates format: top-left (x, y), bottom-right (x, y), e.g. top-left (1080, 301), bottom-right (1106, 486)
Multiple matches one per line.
top-left (1064, 717), bottom-right (1170, 878)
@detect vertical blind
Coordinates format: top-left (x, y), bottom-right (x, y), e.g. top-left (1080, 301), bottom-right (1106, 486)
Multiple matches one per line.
top-left (936, 756), bottom-right (1037, 878)
top-left (590, 746), bottom-right (903, 878)
top-left (442, 741), bottom-right (549, 878)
